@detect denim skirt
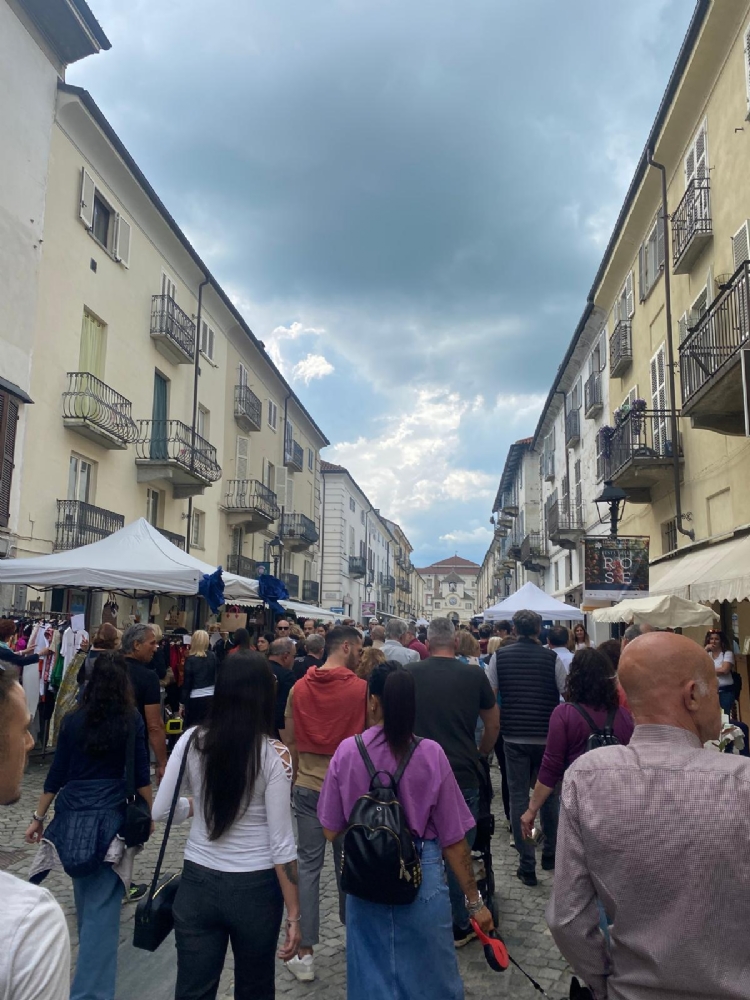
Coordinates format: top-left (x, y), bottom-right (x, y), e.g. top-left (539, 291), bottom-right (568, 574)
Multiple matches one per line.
top-left (346, 839), bottom-right (464, 1000)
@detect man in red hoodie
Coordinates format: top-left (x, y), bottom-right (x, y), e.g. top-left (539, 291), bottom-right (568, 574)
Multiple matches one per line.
top-left (281, 625), bottom-right (367, 982)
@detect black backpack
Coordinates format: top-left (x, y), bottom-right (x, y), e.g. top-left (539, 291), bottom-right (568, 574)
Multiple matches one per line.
top-left (340, 734), bottom-right (423, 906)
top-left (570, 704), bottom-right (620, 752)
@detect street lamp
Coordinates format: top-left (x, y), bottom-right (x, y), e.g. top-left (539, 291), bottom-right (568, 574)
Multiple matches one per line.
top-left (268, 534), bottom-right (284, 577)
top-left (594, 480), bottom-right (628, 539)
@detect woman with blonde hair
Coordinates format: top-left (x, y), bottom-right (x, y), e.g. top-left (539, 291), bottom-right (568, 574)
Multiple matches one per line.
top-left (455, 630), bottom-right (481, 664)
top-left (181, 629), bottom-right (218, 727)
top-left (357, 645), bottom-right (385, 681)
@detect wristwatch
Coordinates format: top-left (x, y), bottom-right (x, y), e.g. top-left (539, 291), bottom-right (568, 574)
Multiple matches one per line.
top-left (465, 890), bottom-right (484, 916)
top-left (32, 812), bottom-right (45, 823)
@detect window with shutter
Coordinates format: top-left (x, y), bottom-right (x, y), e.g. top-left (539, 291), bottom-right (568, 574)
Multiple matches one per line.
top-left (275, 466), bottom-right (286, 509)
top-left (200, 321), bottom-right (215, 361)
top-left (231, 526), bottom-right (244, 556)
top-left (264, 459), bottom-right (276, 494)
top-left (678, 312), bottom-right (688, 343)
top-left (161, 272), bottom-right (176, 301)
top-left (114, 215), bottom-right (131, 267)
top-left (625, 272), bottom-right (635, 317)
top-left (80, 169), bottom-right (95, 229)
top-left (238, 363), bottom-right (248, 387)
top-left (650, 346), bottom-right (668, 455)
top-left (733, 222), bottom-right (750, 270)
top-left (235, 436), bottom-right (249, 480)
top-left (0, 393), bottom-right (18, 528)
top-left (286, 474), bottom-right (294, 512)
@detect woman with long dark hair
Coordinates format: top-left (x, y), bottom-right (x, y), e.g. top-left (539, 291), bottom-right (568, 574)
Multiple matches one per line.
top-left (704, 629), bottom-right (736, 712)
top-left (152, 653), bottom-right (299, 1000)
top-left (520, 648), bottom-right (634, 839)
top-left (25, 653), bottom-right (151, 1000)
top-left (318, 661), bottom-right (493, 999)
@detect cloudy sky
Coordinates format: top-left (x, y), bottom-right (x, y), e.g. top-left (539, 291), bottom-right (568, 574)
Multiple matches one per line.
top-left (70, 0), bottom-right (691, 567)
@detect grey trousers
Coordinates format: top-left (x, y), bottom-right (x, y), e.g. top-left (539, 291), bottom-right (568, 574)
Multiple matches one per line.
top-left (294, 785), bottom-right (345, 948)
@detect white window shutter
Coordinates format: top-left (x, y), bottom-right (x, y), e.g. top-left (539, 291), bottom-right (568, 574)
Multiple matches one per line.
top-left (208, 327), bottom-right (215, 360)
top-left (695, 121), bottom-right (708, 179)
top-left (612, 299), bottom-right (620, 326)
top-left (276, 467), bottom-right (286, 509)
top-left (235, 436), bottom-right (249, 480)
top-left (685, 144), bottom-right (696, 185)
top-left (80, 168), bottom-right (95, 228)
top-left (678, 312), bottom-right (688, 343)
top-left (599, 332), bottom-right (607, 372)
top-left (733, 222), bottom-right (750, 270)
top-left (626, 272), bottom-right (635, 317)
top-left (114, 214), bottom-right (131, 267)
top-left (286, 474), bottom-right (294, 512)
top-left (238, 363), bottom-right (248, 387)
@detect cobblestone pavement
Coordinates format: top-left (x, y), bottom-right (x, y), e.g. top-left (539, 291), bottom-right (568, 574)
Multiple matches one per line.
top-left (1, 755), bottom-right (574, 1000)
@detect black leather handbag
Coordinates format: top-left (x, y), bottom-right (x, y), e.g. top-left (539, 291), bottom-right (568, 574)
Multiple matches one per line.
top-left (133, 731), bottom-right (196, 952)
top-left (122, 716), bottom-right (152, 849)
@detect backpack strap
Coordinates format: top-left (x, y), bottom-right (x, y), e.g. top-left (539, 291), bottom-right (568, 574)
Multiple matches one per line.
top-left (570, 703), bottom-right (600, 733)
top-left (355, 733), bottom-right (377, 781)
top-left (393, 737), bottom-right (422, 786)
top-left (604, 707), bottom-right (617, 733)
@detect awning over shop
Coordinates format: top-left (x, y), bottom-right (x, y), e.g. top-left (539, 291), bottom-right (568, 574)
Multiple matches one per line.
top-left (649, 534), bottom-right (750, 604)
top-left (283, 601), bottom-right (339, 622)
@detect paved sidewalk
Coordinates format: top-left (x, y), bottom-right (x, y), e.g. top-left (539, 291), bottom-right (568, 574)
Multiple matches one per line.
top-left (1, 756), bottom-right (573, 999)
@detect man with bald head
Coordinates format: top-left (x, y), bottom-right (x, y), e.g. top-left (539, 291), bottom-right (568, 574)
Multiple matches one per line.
top-left (548, 632), bottom-right (750, 1000)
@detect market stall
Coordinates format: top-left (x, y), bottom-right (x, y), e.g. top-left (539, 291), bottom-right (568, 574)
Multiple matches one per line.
top-left (483, 581), bottom-right (585, 622)
top-left (592, 594), bottom-right (718, 629)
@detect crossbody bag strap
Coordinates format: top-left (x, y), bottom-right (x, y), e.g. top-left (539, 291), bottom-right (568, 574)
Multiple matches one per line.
top-left (569, 703), bottom-right (599, 733)
top-left (145, 729), bottom-right (197, 906)
top-left (125, 714), bottom-right (136, 801)
top-left (392, 736), bottom-right (422, 786)
top-left (354, 733), bottom-right (377, 781)
top-left (604, 706), bottom-right (617, 732)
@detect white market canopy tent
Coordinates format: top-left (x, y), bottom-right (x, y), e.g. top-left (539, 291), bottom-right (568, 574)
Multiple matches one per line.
top-left (592, 594), bottom-right (718, 629)
top-left (282, 600), bottom-right (339, 622)
top-left (0, 518), bottom-right (259, 601)
top-left (483, 581), bottom-right (584, 622)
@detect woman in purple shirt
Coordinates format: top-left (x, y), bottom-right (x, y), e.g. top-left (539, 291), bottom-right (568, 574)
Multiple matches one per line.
top-left (521, 648), bottom-right (634, 841)
top-left (318, 661), bottom-right (494, 1000)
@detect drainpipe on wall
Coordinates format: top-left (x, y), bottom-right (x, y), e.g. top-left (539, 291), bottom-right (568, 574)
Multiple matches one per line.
top-left (647, 152), bottom-right (695, 541)
top-left (279, 390), bottom-right (293, 573)
top-left (319, 472), bottom-right (326, 603)
top-left (186, 276), bottom-right (210, 555)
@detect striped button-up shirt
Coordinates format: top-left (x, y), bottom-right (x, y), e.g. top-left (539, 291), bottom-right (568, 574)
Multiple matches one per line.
top-left (547, 724), bottom-right (750, 1000)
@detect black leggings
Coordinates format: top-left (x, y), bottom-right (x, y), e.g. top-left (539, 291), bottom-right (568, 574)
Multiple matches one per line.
top-left (173, 861), bottom-right (283, 1000)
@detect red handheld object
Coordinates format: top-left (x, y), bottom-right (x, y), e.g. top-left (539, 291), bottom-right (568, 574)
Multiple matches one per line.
top-left (470, 919), bottom-right (509, 973)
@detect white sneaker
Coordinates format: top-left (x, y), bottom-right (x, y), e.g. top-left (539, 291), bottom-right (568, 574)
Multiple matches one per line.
top-left (286, 954), bottom-right (315, 982)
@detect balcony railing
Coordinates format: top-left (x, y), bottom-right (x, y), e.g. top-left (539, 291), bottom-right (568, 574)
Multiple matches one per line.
top-left (399, 578), bottom-right (412, 594)
top-left (226, 554), bottom-right (258, 577)
top-left (565, 409), bottom-right (581, 447)
top-left (280, 512), bottom-right (319, 547)
top-left (609, 320), bottom-right (633, 378)
top-left (380, 573), bottom-right (396, 593)
top-left (546, 499), bottom-right (584, 540)
top-left (281, 572), bottom-right (299, 598)
top-left (150, 294), bottom-right (196, 363)
top-left (62, 373), bottom-right (138, 449)
top-left (520, 532), bottom-right (547, 569)
top-left (349, 555), bottom-right (367, 578)
top-left (224, 479), bottom-right (280, 522)
top-left (606, 408), bottom-right (680, 482)
top-left (135, 419), bottom-right (222, 483)
top-left (584, 372), bottom-right (602, 418)
top-left (302, 580), bottom-right (320, 603)
top-left (55, 500), bottom-right (124, 551)
top-left (157, 527), bottom-right (186, 550)
top-left (672, 178), bottom-right (712, 274)
top-left (284, 440), bottom-right (304, 472)
top-left (680, 260), bottom-right (750, 406)
top-left (234, 384), bottom-right (262, 432)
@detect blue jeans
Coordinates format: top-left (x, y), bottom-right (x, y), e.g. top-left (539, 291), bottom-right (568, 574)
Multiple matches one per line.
top-left (71, 864), bottom-right (124, 1000)
top-left (347, 840), bottom-right (463, 1000)
top-left (446, 787), bottom-right (479, 930)
top-left (504, 740), bottom-right (559, 875)
top-left (719, 687), bottom-right (735, 712)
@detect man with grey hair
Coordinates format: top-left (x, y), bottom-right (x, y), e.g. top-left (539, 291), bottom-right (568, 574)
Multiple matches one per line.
top-left (382, 617), bottom-right (419, 665)
top-left (408, 617), bottom-right (499, 946)
top-left (121, 623), bottom-right (166, 782)
top-left (494, 609), bottom-right (561, 887)
top-left (269, 637), bottom-right (297, 738)
top-left (293, 633), bottom-right (326, 681)
top-left (369, 624), bottom-right (385, 649)
top-left (621, 623), bottom-right (642, 648)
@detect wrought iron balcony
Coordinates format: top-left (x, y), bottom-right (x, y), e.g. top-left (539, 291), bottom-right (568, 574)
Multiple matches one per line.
top-left (62, 373), bottom-right (138, 450)
top-left (584, 372), bottom-right (602, 418)
top-left (546, 499), bottom-right (585, 550)
top-left (609, 320), bottom-right (633, 378)
top-left (150, 294), bottom-right (196, 365)
top-left (234, 384), bottom-right (262, 433)
top-left (672, 178), bottom-right (712, 275)
top-left (399, 578), bottom-right (412, 594)
top-left (157, 527), bottom-right (185, 550)
top-left (223, 479), bottom-right (280, 527)
top-left (349, 555), bottom-right (367, 578)
top-left (281, 572), bottom-right (299, 598)
top-left (284, 440), bottom-right (304, 472)
top-left (520, 532), bottom-right (548, 571)
top-left (55, 500), bottom-right (124, 551)
top-left (280, 512), bottom-right (319, 551)
top-left (679, 260), bottom-right (750, 434)
top-left (380, 573), bottom-right (396, 593)
top-left (302, 580), bottom-right (320, 603)
top-left (135, 419), bottom-right (221, 498)
top-left (565, 409), bottom-right (581, 447)
top-left (226, 554), bottom-right (258, 577)
top-left (603, 408), bottom-right (682, 502)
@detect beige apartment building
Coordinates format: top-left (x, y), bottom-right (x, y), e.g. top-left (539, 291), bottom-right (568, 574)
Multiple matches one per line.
top-left (7, 82), bottom-right (327, 617)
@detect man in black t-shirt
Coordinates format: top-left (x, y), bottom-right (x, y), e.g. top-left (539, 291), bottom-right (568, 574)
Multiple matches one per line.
top-left (407, 617), bottom-right (499, 946)
top-left (121, 624), bottom-right (166, 782)
top-left (292, 634), bottom-right (326, 681)
top-left (268, 638), bottom-right (297, 739)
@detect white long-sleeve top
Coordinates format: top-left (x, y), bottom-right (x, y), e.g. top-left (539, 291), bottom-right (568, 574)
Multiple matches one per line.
top-left (152, 727), bottom-right (296, 873)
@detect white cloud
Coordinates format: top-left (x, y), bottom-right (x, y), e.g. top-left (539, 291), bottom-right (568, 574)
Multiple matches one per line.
top-left (439, 526), bottom-right (493, 546)
top-left (264, 320), bottom-right (326, 372)
top-left (292, 353), bottom-right (335, 384)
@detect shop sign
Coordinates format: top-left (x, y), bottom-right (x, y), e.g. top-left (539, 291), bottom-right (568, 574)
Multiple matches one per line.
top-left (361, 601), bottom-right (376, 617)
top-left (584, 536), bottom-right (649, 601)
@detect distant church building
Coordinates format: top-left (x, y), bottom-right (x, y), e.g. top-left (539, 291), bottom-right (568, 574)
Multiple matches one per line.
top-left (414, 556), bottom-right (480, 622)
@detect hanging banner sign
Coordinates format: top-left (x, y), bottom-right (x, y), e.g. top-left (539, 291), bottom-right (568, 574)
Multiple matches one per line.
top-left (583, 536), bottom-right (649, 601)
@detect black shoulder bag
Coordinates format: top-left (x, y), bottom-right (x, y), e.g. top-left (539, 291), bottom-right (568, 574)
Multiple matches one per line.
top-left (133, 730), bottom-right (196, 952)
top-left (122, 716), bottom-right (153, 848)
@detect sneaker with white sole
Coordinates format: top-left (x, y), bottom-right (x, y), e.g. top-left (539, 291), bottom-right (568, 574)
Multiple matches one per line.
top-left (286, 954), bottom-right (315, 982)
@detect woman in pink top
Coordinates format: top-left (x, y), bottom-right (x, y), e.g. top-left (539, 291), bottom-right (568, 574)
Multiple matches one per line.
top-left (318, 662), bottom-right (493, 1000)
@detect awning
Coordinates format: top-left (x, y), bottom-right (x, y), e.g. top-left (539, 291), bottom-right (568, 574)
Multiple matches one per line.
top-left (649, 534), bottom-right (750, 604)
top-left (283, 601), bottom-right (339, 622)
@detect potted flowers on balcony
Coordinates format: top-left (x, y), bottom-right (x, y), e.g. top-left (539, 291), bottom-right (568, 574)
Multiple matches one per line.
top-left (598, 425), bottom-right (616, 459)
top-left (629, 398), bottom-right (647, 436)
